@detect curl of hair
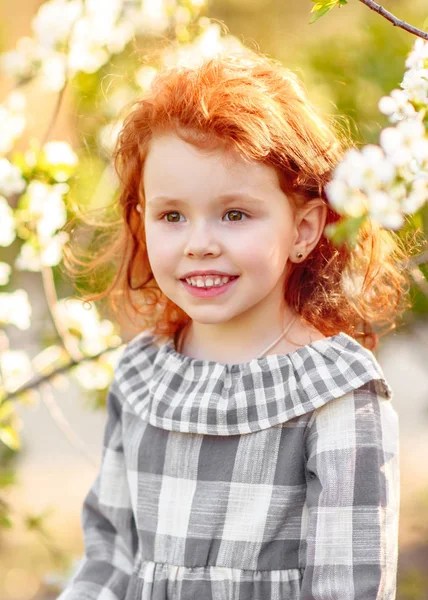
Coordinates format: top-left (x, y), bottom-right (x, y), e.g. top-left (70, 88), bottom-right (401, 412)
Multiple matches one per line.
top-left (63, 50), bottom-right (417, 351)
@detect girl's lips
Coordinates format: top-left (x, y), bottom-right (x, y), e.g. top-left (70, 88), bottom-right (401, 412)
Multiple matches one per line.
top-left (180, 276), bottom-right (239, 298)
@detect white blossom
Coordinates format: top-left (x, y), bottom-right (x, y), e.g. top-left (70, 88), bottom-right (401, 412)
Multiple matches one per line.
top-left (67, 0), bottom-right (134, 75)
top-left (53, 298), bottom-right (119, 355)
top-left (138, 0), bottom-right (169, 33)
top-left (366, 191), bottom-right (404, 230)
top-left (0, 37), bottom-right (42, 81)
top-left (102, 345), bottom-right (124, 369)
top-left (98, 120), bottom-right (123, 156)
top-left (333, 148), bottom-right (367, 189)
top-left (32, 0), bottom-right (83, 50)
top-left (68, 20), bottom-right (110, 74)
top-left (324, 180), bottom-right (367, 217)
top-left (325, 178), bottom-right (405, 229)
top-left (26, 181), bottom-right (68, 238)
top-left (105, 21), bottom-right (134, 54)
top-left (388, 182), bottom-right (408, 204)
top-left (0, 290), bottom-right (32, 330)
top-left (378, 89), bottom-right (416, 123)
top-left (40, 231), bottom-right (69, 267)
top-left (15, 242), bottom-right (41, 272)
top-left (380, 119), bottom-right (428, 167)
top-left (0, 92), bottom-right (27, 155)
top-left (0, 196), bottom-right (16, 247)
top-left (72, 343), bottom-right (124, 391)
top-left (359, 145), bottom-right (396, 191)
top-left (0, 350), bottom-right (33, 393)
top-left (73, 361), bottom-right (112, 390)
top-left (135, 66), bottom-right (158, 90)
top-left (54, 298), bottom-right (99, 336)
top-left (0, 159), bottom-right (26, 197)
top-left (85, 0), bottom-right (123, 27)
top-left (39, 52), bottom-right (68, 91)
top-left (6, 91), bottom-right (26, 113)
top-left (81, 319), bottom-right (118, 355)
top-left (0, 263), bottom-right (11, 286)
top-left (401, 175), bottom-right (428, 214)
top-left (43, 141), bottom-right (78, 166)
top-left (401, 68), bottom-right (428, 105)
top-left (163, 23), bottom-right (244, 68)
top-left (405, 38), bottom-right (428, 71)
top-left (333, 146), bottom-right (395, 193)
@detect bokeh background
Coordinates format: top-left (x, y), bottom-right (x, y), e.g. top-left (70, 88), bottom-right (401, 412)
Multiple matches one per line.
top-left (0, 1), bottom-right (428, 599)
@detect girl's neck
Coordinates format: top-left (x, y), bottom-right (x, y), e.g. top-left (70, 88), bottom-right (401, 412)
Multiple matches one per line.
top-left (175, 309), bottom-right (322, 364)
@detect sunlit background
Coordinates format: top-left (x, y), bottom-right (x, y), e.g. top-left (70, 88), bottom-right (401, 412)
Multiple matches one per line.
top-left (0, 1), bottom-right (428, 599)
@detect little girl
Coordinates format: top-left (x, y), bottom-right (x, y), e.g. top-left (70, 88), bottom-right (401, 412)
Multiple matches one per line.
top-left (59, 50), bottom-right (409, 600)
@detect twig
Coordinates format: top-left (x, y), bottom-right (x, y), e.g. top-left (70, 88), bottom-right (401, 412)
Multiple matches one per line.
top-left (41, 80), bottom-right (69, 146)
top-left (41, 266), bottom-right (84, 363)
top-left (408, 249), bottom-right (428, 267)
top-left (2, 343), bottom-right (123, 403)
top-left (358, 0), bottom-right (428, 41)
top-left (409, 264), bottom-right (428, 297)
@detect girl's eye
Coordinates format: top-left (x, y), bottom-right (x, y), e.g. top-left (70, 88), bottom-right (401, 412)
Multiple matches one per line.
top-left (162, 212), bottom-right (182, 223)
top-left (224, 210), bottom-right (247, 222)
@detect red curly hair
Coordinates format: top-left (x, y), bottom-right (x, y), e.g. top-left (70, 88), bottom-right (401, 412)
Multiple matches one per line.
top-left (64, 50), bottom-right (415, 350)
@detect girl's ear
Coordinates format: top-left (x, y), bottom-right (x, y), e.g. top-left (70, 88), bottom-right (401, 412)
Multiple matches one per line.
top-left (292, 199), bottom-right (328, 260)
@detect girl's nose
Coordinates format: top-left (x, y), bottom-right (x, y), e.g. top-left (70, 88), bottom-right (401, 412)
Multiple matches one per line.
top-left (184, 223), bottom-right (221, 258)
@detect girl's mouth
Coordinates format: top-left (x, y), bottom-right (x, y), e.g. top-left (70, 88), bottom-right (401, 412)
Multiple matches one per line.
top-left (180, 276), bottom-right (239, 298)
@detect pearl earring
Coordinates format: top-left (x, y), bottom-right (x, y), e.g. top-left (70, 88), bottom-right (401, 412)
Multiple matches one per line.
top-left (136, 204), bottom-right (142, 214)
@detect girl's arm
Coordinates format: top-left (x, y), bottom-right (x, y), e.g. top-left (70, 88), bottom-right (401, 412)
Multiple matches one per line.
top-left (57, 380), bottom-right (138, 600)
top-left (301, 379), bottom-right (399, 600)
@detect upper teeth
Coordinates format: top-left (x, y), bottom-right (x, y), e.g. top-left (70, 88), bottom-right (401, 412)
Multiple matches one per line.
top-left (185, 276), bottom-right (234, 287)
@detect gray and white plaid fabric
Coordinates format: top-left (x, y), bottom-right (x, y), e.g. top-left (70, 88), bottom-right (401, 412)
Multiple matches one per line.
top-left (58, 331), bottom-right (399, 600)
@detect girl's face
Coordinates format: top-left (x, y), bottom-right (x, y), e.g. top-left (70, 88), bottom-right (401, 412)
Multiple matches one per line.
top-left (143, 131), bottom-right (301, 330)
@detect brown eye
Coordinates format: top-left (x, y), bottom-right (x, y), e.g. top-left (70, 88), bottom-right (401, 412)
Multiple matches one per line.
top-left (225, 210), bottom-right (246, 222)
top-left (163, 212), bottom-right (181, 223)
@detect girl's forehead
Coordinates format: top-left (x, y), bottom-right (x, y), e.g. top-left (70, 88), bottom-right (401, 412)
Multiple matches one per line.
top-left (144, 131), bottom-right (279, 189)
top-left (147, 130), bottom-right (238, 162)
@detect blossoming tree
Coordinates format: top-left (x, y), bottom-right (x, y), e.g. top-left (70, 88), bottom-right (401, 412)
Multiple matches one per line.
top-left (0, 0), bottom-right (427, 565)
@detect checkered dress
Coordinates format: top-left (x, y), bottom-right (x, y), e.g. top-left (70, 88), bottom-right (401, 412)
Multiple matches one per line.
top-left (58, 330), bottom-right (399, 600)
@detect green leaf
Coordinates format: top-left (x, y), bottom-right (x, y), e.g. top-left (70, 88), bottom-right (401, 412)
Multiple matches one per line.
top-left (0, 513), bottom-right (13, 529)
top-left (324, 215), bottom-right (367, 248)
top-left (0, 470), bottom-right (16, 488)
top-left (310, 0), bottom-right (348, 24)
top-left (0, 425), bottom-right (21, 451)
top-left (0, 401), bottom-right (14, 422)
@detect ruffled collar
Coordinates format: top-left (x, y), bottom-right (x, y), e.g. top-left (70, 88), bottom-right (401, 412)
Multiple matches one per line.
top-left (115, 330), bottom-right (392, 436)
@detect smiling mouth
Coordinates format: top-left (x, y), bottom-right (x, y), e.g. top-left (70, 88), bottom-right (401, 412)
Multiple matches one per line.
top-left (180, 276), bottom-right (239, 288)
top-left (179, 276), bottom-right (240, 296)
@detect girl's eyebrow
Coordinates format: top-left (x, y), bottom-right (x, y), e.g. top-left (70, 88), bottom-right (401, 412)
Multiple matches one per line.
top-left (147, 193), bottom-right (264, 206)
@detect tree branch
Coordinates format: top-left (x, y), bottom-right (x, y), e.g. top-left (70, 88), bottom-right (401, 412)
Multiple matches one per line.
top-left (41, 80), bottom-right (69, 146)
top-left (41, 267), bottom-right (84, 363)
top-left (2, 344), bottom-right (123, 403)
top-left (358, 0), bottom-right (428, 41)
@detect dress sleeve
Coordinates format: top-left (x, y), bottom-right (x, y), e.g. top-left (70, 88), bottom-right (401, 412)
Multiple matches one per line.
top-left (300, 379), bottom-right (400, 600)
top-left (57, 381), bottom-right (138, 600)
